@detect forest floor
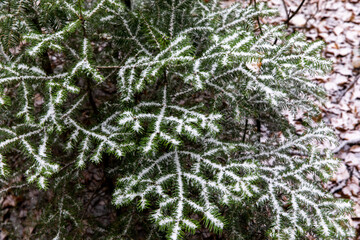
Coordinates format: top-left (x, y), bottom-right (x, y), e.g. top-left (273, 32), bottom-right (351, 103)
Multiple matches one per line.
top-left (262, 0), bottom-right (360, 237)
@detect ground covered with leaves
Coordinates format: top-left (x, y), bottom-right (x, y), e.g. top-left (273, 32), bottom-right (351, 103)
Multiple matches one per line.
top-left (265, 0), bottom-right (360, 238)
top-left (1, 0), bottom-right (360, 239)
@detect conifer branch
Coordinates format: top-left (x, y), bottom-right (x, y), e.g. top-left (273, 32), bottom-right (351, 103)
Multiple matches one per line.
top-left (0, 0), bottom-right (353, 239)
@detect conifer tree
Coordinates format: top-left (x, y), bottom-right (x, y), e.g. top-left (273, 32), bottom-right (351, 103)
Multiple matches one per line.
top-left (0, 0), bottom-right (354, 239)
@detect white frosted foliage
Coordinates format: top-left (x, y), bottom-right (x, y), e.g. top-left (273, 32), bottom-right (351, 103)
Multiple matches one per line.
top-left (0, 0), bottom-right (353, 239)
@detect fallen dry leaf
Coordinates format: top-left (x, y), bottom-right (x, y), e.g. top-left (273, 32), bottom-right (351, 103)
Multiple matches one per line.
top-left (350, 145), bottom-right (360, 153)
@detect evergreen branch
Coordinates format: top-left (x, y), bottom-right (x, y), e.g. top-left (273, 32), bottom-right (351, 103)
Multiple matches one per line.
top-left (0, 0), bottom-right (353, 238)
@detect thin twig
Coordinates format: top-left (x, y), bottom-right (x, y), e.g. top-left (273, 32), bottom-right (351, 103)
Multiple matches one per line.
top-left (281, 0), bottom-right (289, 20)
top-left (336, 75), bottom-right (360, 104)
top-left (96, 66), bottom-right (122, 69)
top-left (256, 119), bottom-right (261, 142)
top-left (78, 0), bottom-right (98, 115)
top-left (96, 49), bottom-right (133, 70)
top-left (253, 0), bottom-right (263, 139)
top-left (0, 183), bottom-right (28, 194)
top-left (284, 0), bottom-right (307, 25)
top-left (57, 160), bottom-right (76, 174)
top-left (254, 0), bottom-right (263, 34)
top-left (242, 119), bottom-right (248, 142)
top-left (332, 136), bottom-right (360, 154)
top-left (273, 0), bottom-right (306, 45)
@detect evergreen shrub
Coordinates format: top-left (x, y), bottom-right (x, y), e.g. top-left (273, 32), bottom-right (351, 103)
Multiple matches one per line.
top-left (0, 0), bottom-right (354, 239)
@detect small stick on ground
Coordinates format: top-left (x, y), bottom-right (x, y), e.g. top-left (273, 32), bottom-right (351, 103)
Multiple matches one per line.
top-left (336, 75), bottom-right (360, 104)
top-left (332, 136), bottom-right (360, 154)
